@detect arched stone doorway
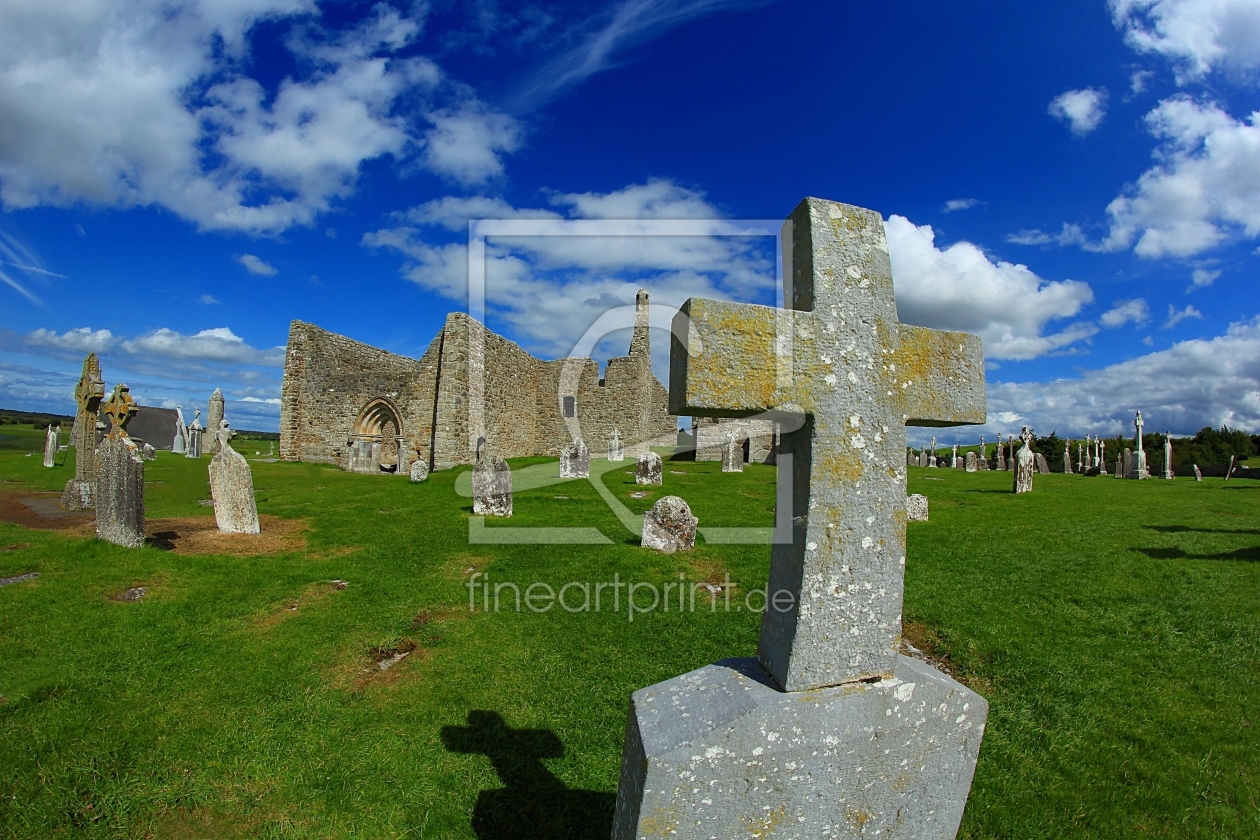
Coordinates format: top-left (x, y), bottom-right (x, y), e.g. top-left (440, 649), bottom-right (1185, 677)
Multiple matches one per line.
top-left (348, 398), bottom-right (406, 474)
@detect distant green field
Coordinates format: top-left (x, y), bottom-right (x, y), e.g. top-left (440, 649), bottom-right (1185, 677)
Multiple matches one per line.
top-left (1, 424), bottom-right (1257, 838)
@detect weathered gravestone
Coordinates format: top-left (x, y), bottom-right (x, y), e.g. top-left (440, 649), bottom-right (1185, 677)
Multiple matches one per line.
top-left (42, 424), bottom-right (59, 468)
top-left (927, 435), bottom-right (938, 467)
top-left (172, 407), bottom-right (187, 454)
top-left (186, 409), bottom-right (204, 458)
top-left (995, 436), bottom-right (1006, 471)
top-left (640, 496), bottom-right (698, 553)
top-left (141, 442), bottom-right (156, 461)
top-left (410, 460), bottom-right (429, 482)
top-left (608, 428), bottom-right (625, 462)
top-left (635, 450), bottom-right (662, 486)
top-left (1013, 427), bottom-right (1035, 494)
top-left (965, 450), bottom-right (978, 472)
top-left (472, 455), bottom-right (512, 517)
top-left (612, 198), bottom-right (988, 839)
top-left (1098, 438), bottom-right (1106, 474)
top-left (207, 388), bottom-right (225, 454)
top-left (1122, 448), bottom-right (1132, 479)
top-left (721, 430), bottom-right (744, 472)
top-left (208, 421), bottom-right (260, 535)
top-left (1163, 433), bottom-right (1174, 480)
top-left (950, 443), bottom-right (959, 468)
top-left (95, 384), bottom-right (145, 548)
top-left (977, 436), bottom-right (989, 470)
top-left (1063, 440), bottom-right (1073, 473)
top-left (62, 353), bottom-right (106, 510)
top-left (918, 449), bottom-right (928, 467)
top-left (1193, 464), bottom-right (1203, 481)
top-left (907, 493), bottom-right (929, 522)
top-left (1035, 453), bottom-right (1050, 474)
top-left (559, 438), bottom-right (590, 478)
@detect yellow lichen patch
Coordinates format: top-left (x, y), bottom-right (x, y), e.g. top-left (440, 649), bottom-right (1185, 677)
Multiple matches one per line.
top-left (846, 806), bottom-right (875, 830)
top-left (684, 299), bottom-right (784, 412)
top-left (637, 803), bottom-right (681, 836)
top-left (740, 804), bottom-right (788, 836)
top-left (891, 324), bottom-right (985, 424)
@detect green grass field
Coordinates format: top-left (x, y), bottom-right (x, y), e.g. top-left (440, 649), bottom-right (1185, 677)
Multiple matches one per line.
top-left (1, 425), bottom-right (1257, 838)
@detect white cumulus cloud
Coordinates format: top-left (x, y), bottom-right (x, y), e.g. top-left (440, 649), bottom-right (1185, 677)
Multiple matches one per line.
top-left (1100, 298), bottom-right (1151, 327)
top-left (237, 254), bottom-right (278, 276)
top-left (1049, 87), bottom-right (1109, 136)
top-left (1111, 0), bottom-right (1260, 78)
top-left (119, 327), bottom-right (284, 366)
top-left (1100, 97), bottom-right (1260, 258)
top-left (884, 215), bottom-right (1096, 360)
top-left (1191, 266), bottom-right (1222, 286)
top-left (1166, 303), bottom-right (1204, 326)
top-left (942, 198), bottom-right (982, 213)
top-left (423, 101), bottom-right (521, 185)
top-left (24, 327), bottom-right (117, 354)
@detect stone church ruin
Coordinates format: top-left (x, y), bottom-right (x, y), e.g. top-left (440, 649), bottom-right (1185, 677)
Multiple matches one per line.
top-left (280, 291), bottom-right (676, 473)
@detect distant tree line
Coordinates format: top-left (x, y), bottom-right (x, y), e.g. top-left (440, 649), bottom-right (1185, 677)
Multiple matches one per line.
top-left (0, 409), bottom-right (74, 427)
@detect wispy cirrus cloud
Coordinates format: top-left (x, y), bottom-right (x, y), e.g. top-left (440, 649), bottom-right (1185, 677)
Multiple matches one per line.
top-left (507, 0), bottom-right (770, 111)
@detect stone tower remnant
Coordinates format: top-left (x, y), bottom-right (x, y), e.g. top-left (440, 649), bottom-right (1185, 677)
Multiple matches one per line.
top-left (611, 197), bottom-right (989, 839)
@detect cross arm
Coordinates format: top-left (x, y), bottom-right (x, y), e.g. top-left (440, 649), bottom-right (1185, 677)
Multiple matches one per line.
top-left (893, 325), bottom-right (986, 427)
top-left (668, 298), bottom-right (792, 417)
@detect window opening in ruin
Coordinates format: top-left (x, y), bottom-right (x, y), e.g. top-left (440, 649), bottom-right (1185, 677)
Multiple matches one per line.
top-left (476, 436), bottom-right (486, 460)
top-left (742, 436), bottom-right (751, 463)
top-left (563, 396), bottom-right (576, 418)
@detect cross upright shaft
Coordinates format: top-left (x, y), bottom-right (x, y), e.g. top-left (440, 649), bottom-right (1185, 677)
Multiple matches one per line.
top-left (670, 197), bottom-right (986, 691)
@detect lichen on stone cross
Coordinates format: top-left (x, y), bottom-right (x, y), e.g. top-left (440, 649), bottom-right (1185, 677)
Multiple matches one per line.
top-left (214, 420), bottom-right (236, 453)
top-left (101, 384), bottom-right (138, 440)
top-left (669, 197), bottom-right (985, 692)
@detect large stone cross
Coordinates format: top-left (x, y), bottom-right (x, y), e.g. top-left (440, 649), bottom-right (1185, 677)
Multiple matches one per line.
top-left (670, 197), bottom-right (985, 691)
top-left (101, 384), bottom-right (138, 440)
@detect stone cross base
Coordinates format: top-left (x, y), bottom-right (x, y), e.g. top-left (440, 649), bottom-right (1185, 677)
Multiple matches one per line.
top-left (96, 438), bottom-right (145, 548)
top-left (61, 479), bottom-right (94, 511)
top-left (613, 656), bottom-right (987, 840)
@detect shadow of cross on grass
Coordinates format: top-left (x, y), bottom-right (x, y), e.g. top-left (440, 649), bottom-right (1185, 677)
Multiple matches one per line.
top-left (441, 711), bottom-right (614, 840)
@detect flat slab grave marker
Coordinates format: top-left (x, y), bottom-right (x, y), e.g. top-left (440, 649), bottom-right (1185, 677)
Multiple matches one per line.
top-left (612, 198), bottom-right (989, 839)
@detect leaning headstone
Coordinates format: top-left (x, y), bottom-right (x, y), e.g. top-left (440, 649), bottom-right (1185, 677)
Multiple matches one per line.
top-left (640, 496), bottom-right (698, 553)
top-left (965, 450), bottom-right (978, 472)
top-left (409, 460), bottom-right (429, 482)
top-left (62, 353), bottom-right (105, 510)
top-left (1193, 464), bottom-right (1203, 481)
top-left (1014, 427), bottom-right (1035, 494)
top-left (635, 450), bottom-right (662, 486)
top-left (1163, 433), bottom-right (1174, 480)
top-left (472, 456), bottom-right (512, 517)
top-left (559, 438), bottom-right (590, 478)
top-left (207, 388), bottom-right (225, 454)
top-left (1225, 454), bottom-right (1235, 481)
top-left (1035, 453), bottom-right (1050, 474)
top-left (186, 409), bottom-right (204, 458)
top-left (607, 428), bottom-right (625, 462)
top-left (95, 384), bottom-right (145, 548)
top-left (613, 197), bottom-right (988, 839)
top-left (172, 407), bottom-right (187, 454)
top-left (208, 421), bottom-right (260, 535)
top-left (907, 493), bottom-right (929, 521)
top-left (720, 431), bottom-right (743, 472)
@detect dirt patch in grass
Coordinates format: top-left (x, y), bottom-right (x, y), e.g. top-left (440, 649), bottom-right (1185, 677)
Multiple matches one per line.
top-left (1, 542), bottom-right (31, 552)
top-left (0, 492), bottom-right (92, 530)
top-left (145, 515), bottom-right (307, 556)
top-left (141, 802), bottom-right (295, 840)
top-left (251, 580), bottom-right (346, 632)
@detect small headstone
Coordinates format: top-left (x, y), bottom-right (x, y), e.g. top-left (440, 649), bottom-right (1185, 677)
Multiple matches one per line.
top-left (907, 493), bottom-right (929, 521)
top-left (410, 460), bottom-right (429, 482)
top-left (186, 409), bottom-right (203, 458)
top-left (1035, 453), bottom-right (1050, 474)
top-left (965, 450), bottom-right (978, 472)
top-left (635, 451), bottom-right (662, 485)
top-left (141, 442), bottom-right (156, 461)
top-left (995, 436), bottom-right (1006, 471)
top-left (1193, 464), bottom-right (1203, 481)
top-left (208, 421), bottom-right (260, 535)
top-left (608, 428), bottom-right (625, 461)
top-left (977, 437), bottom-right (990, 470)
top-left (720, 431), bottom-right (743, 473)
top-left (640, 496), bottom-right (698, 553)
top-left (559, 438), bottom-right (590, 478)
top-left (927, 435), bottom-right (937, 467)
top-left (1063, 441), bottom-right (1073, 474)
top-left (472, 456), bottom-right (512, 517)
top-left (906, 449), bottom-right (913, 466)
top-left (918, 450), bottom-right (928, 468)
top-left (1163, 433), bottom-right (1174, 480)
top-left (95, 384), bottom-right (145, 548)
top-left (207, 388), bottom-right (225, 454)
top-left (1123, 448), bottom-right (1132, 478)
top-left (1014, 427), bottom-right (1035, 493)
top-left (42, 424), bottom-right (59, 468)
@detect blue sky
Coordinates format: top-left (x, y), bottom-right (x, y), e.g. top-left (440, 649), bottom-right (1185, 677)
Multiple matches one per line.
top-left (1, 0), bottom-right (1258, 444)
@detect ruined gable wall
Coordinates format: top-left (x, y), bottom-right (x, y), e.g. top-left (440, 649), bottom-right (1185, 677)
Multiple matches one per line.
top-left (279, 320), bottom-right (437, 468)
top-left (694, 417), bottom-right (776, 463)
